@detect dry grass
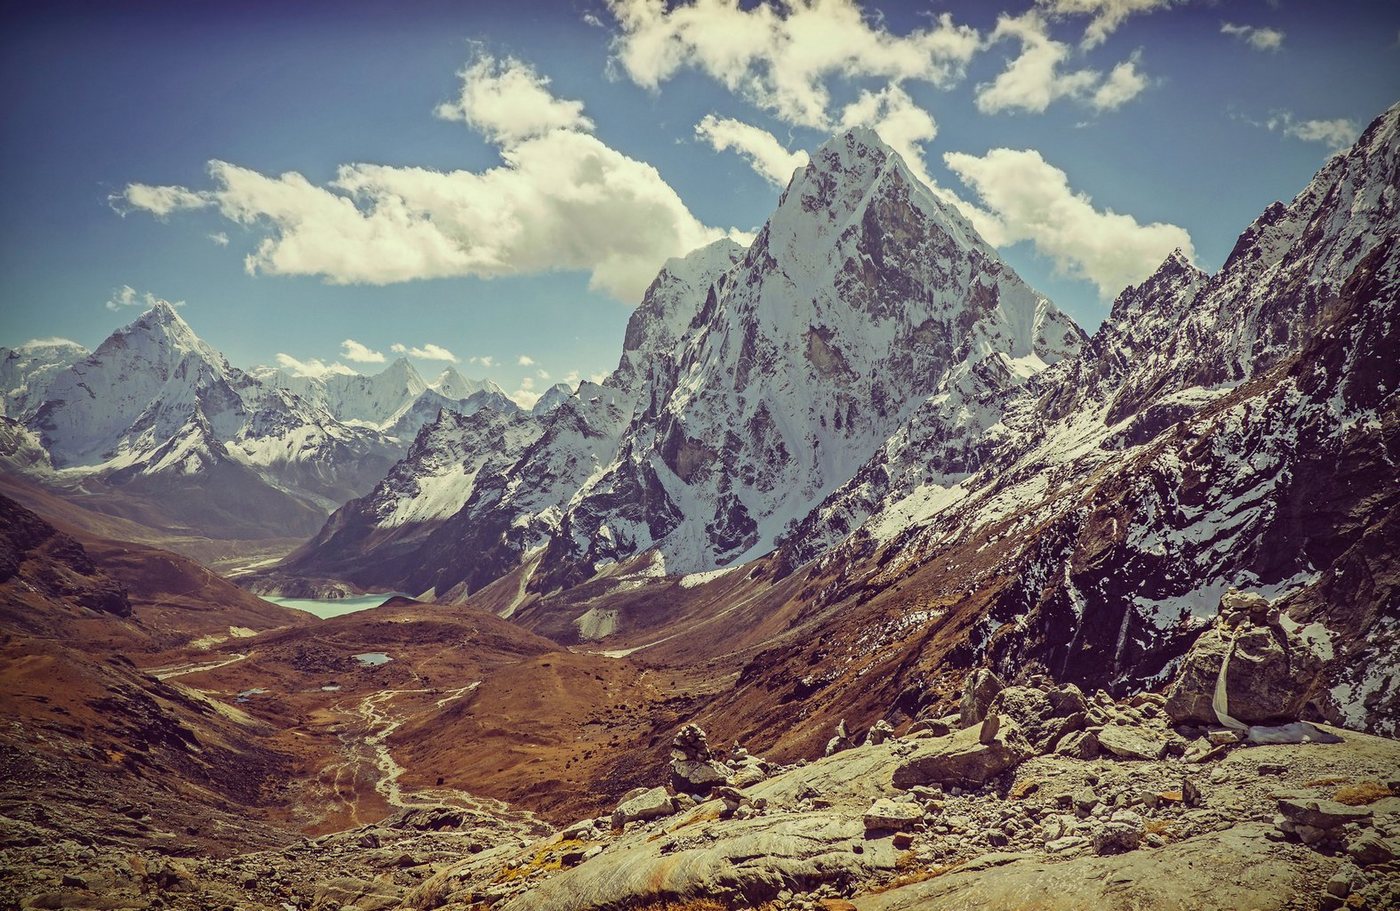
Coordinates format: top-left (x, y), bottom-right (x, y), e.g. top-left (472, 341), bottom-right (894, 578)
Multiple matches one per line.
top-left (494, 839), bottom-right (587, 883)
top-left (1333, 780), bottom-right (1394, 806)
top-left (1144, 818), bottom-right (1174, 840)
top-left (631, 901), bottom-right (727, 911)
top-left (1009, 778), bottom-right (1040, 800)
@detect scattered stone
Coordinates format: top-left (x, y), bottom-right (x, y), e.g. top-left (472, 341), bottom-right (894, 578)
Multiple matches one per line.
top-left (1092, 811), bottom-right (1145, 855)
top-left (864, 720), bottom-right (895, 747)
top-left (825, 719), bottom-right (855, 757)
top-left (61, 874), bottom-right (87, 889)
top-left (1347, 832), bottom-right (1398, 866)
top-left (1277, 796), bottom-right (1373, 831)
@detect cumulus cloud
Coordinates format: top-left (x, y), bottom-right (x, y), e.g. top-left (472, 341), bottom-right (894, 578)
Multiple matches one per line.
top-left (391, 342), bottom-right (457, 362)
top-left (976, 11), bottom-right (1147, 114)
top-left (1221, 22), bottom-right (1285, 52)
top-left (1260, 111), bottom-right (1359, 151)
top-left (116, 54), bottom-right (740, 303)
top-left (1037, 0), bottom-right (1175, 49)
top-left (838, 84), bottom-right (939, 181)
top-left (606, 0), bottom-right (981, 129)
top-left (1092, 54), bottom-right (1148, 111)
top-left (517, 354), bottom-right (536, 366)
top-left (275, 353), bottom-right (356, 379)
top-left (105, 285), bottom-right (185, 311)
top-left (469, 355), bottom-right (496, 368)
top-left (340, 339), bottom-right (385, 364)
top-left (944, 147), bottom-right (1195, 299)
top-left (695, 115), bottom-right (809, 186)
top-left (435, 52), bottom-right (593, 144)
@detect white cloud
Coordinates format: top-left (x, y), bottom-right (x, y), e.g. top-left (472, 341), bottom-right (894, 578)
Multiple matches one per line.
top-left (695, 115), bottom-right (809, 187)
top-left (391, 342), bottom-right (458, 362)
top-left (105, 285), bottom-right (185, 311)
top-left (507, 387), bottom-right (541, 409)
top-left (1261, 111), bottom-right (1359, 151)
top-left (117, 184), bottom-right (209, 218)
top-left (1091, 53), bottom-right (1148, 111)
top-left (340, 338), bottom-right (385, 364)
top-left (975, 12), bottom-right (1147, 114)
top-left (208, 232), bottom-right (230, 246)
top-left (838, 84), bottom-right (939, 183)
top-left (517, 354), bottom-right (536, 366)
top-left (275, 353), bottom-right (356, 379)
top-left (606, 0), bottom-right (981, 129)
top-left (944, 147), bottom-right (1195, 300)
top-left (469, 355), bottom-right (496, 368)
top-left (117, 55), bottom-right (740, 303)
top-left (537, 368), bottom-right (551, 380)
top-left (435, 52), bottom-right (593, 144)
top-left (1221, 22), bottom-right (1285, 52)
top-left (1037, 0), bottom-right (1175, 49)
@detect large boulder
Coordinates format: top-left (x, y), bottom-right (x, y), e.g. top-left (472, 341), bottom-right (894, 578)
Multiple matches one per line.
top-left (893, 714), bottom-right (1033, 791)
top-left (986, 685), bottom-right (1087, 753)
top-left (959, 668), bottom-right (1005, 727)
top-left (611, 787), bottom-right (676, 828)
top-left (1165, 591), bottom-right (1325, 726)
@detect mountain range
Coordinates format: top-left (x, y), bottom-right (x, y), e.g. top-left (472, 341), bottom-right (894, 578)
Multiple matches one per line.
top-left (3, 104), bottom-right (1396, 741)
top-left (0, 309), bottom-right (533, 538)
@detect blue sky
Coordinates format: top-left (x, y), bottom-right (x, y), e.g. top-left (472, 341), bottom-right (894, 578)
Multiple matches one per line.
top-left (2, 0), bottom-right (1397, 405)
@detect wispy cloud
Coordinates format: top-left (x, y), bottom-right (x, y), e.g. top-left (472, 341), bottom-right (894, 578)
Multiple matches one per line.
top-left (208, 232), bottom-right (229, 246)
top-left (976, 11), bottom-right (1148, 115)
top-left (469, 355), bottom-right (495, 368)
top-left (340, 339), bottom-right (385, 364)
top-left (1260, 111), bottom-right (1359, 151)
top-left (391, 342), bottom-right (457, 362)
top-left (105, 285), bottom-right (184, 312)
top-left (275, 353), bottom-right (355, 379)
top-left (1221, 22), bottom-right (1285, 52)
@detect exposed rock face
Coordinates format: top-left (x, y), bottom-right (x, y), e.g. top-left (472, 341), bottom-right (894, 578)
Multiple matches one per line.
top-left (1165, 590), bottom-right (1326, 727)
top-left (986, 684), bottom-right (1087, 753)
top-left (959, 668), bottom-right (1005, 727)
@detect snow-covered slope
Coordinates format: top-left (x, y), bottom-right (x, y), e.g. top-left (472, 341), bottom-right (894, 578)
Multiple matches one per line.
top-left (284, 129), bottom-right (1083, 595)
top-left (0, 338), bottom-right (89, 419)
top-left (254, 358), bottom-right (514, 441)
top-left (552, 129), bottom-right (1082, 575)
top-left (281, 239), bottom-right (747, 596)
top-left (8, 303), bottom-right (401, 536)
top-left (770, 102), bottom-right (1400, 733)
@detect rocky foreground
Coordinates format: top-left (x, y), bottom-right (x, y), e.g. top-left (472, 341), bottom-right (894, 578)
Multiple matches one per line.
top-left (4, 592), bottom-right (1399, 911)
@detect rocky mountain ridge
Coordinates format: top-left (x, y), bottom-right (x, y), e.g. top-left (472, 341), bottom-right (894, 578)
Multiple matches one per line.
top-left (0, 305), bottom-right (522, 539)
